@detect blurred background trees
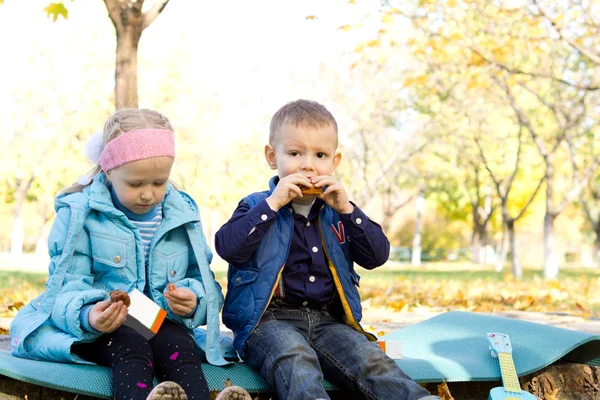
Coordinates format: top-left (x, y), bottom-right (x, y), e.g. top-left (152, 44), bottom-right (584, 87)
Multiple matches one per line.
top-left (0, 0), bottom-right (599, 279)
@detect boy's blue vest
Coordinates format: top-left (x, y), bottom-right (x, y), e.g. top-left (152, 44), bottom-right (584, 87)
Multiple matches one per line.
top-left (222, 178), bottom-right (376, 358)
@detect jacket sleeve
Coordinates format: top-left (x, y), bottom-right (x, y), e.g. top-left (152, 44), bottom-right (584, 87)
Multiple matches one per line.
top-left (162, 224), bottom-right (224, 329)
top-left (48, 207), bottom-right (107, 340)
top-left (338, 203), bottom-right (390, 269)
top-left (214, 199), bottom-right (276, 266)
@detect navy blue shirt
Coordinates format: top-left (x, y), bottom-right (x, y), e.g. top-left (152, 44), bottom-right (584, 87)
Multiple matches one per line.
top-left (215, 197), bottom-right (390, 306)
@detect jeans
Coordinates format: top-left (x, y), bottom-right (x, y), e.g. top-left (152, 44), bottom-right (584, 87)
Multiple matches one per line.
top-left (243, 301), bottom-right (439, 400)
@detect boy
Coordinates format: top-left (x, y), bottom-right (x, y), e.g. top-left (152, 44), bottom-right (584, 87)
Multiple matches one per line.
top-left (215, 100), bottom-right (439, 400)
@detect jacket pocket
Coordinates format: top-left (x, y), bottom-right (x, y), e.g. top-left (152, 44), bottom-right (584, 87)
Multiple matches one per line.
top-left (89, 232), bottom-right (129, 269)
top-left (154, 248), bottom-right (190, 283)
top-left (222, 269), bottom-right (260, 330)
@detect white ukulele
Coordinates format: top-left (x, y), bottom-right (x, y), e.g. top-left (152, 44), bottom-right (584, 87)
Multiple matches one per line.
top-left (487, 333), bottom-right (536, 400)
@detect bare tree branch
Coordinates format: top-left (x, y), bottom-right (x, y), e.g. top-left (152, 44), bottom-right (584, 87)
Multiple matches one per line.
top-left (532, 0), bottom-right (600, 65)
top-left (143, 0), bottom-right (170, 29)
top-left (468, 45), bottom-right (599, 91)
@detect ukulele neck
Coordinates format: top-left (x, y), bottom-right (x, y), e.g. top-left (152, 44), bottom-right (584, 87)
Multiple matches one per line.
top-left (498, 352), bottom-right (521, 393)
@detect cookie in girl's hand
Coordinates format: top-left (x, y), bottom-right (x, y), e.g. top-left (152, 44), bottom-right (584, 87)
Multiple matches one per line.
top-left (109, 289), bottom-right (131, 307)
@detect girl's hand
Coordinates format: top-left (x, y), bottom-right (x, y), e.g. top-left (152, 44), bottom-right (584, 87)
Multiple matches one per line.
top-left (266, 173), bottom-right (312, 211)
top-left (89, 298), bottom-right (128, 333)
top-left (311, 176), bottom-right (354, 214)
top-left (164, 287), bottom-right (197, 316)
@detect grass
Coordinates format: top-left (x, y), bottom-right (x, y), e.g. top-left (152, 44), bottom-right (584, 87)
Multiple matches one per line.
top-left (359, 262), bottom-right (600, 282)
top-left (0, 270), bottom-right (48, 292)
top-left (2, 263), bottom-right (600, 317)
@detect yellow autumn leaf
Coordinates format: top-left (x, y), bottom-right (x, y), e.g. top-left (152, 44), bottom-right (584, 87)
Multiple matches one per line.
top-left (447, 0), bottom-right (457, 6)
top-left (367, 39), bottom-right (381, 48)
top-left (338, 24), bottom-right (353, 32)
top-left (491, 48), bottom-right (509, 64)
top-left (390, 300), bottom-right (407, 311)
top-left (305, 15), bottom-right (318, 20)
top-left (437, 380), bottom-right (454, 400)
top-left (43, 2), bottom-right (68, 21)
top-left (544, 388), bottom-right (560, 400)
top-left (347, 0), bottom-right (356, 4)
top-left (468, 52), bottom-right (486, 67)
top-left (403, 75), bottom-right (428, 87)
top-left (382, 14), bottom-right (394, 24)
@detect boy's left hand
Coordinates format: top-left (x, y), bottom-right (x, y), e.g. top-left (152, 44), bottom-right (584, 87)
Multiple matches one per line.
top-left (164, 286), bottom-right (197, 316)
top-left (311, 176), bottom-right (354, 215)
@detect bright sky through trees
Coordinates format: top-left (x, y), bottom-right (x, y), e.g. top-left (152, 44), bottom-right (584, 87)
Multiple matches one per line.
top-left (0, 0), bottom-right (394, 145)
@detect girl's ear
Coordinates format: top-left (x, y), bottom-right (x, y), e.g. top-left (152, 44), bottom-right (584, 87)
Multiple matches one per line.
top-left (265, 144), bottom-right (277, 170)
top-left (105, 170), bottom-right (112, 182)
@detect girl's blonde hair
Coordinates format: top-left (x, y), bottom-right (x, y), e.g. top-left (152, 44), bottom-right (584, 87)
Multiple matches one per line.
top-left (60, 109), bottom-right (174, 195)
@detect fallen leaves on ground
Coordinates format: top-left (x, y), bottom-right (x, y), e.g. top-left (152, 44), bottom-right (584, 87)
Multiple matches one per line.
top-left (1, 267), bottom-right (599, 325)
top-left (437, 380), bottom-right (454, 400)
top-left (356, 271), bottom-right (599, 320)
top-left (545, 388), bottom-right (560, 400)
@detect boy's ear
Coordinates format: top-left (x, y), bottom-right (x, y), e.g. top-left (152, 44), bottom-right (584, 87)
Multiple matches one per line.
top-left (265, 144), bottom-right (277, 170)
top-left (331, 151), bottom-right (342, 172)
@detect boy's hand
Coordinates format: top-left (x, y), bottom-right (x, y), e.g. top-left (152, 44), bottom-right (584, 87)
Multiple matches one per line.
top-left (312, 176), bottom-right (354, 214)
top-left (164, 287), bottom-right (197, 316)
top-left (266, 173), bottom-right (313, 211)
top-left (89, 298), bottom-right (128, 333)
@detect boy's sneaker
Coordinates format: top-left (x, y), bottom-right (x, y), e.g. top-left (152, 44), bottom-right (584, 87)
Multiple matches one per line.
top-left (215, 385), bottom-right (252, 400)
top-left (146, 381), bottom-right (188, 400)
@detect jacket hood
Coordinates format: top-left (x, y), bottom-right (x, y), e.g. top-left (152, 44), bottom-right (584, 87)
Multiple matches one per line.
top-left (55, 173), bottom-right (200, 223)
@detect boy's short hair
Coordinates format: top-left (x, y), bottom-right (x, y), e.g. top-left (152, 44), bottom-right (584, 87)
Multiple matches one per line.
top-left (269, 99), bottom-right (338, 145)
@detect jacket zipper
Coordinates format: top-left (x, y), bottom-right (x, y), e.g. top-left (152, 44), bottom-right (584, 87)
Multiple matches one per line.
top-left (248, 266), bottom-right (285, 336)
top-left (318, 218), bottom-right (377, 341)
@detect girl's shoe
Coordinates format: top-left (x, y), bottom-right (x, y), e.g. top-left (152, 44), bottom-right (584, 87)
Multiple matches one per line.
top-left (215, 385), bottom-right (252, 400)
top-left (146, 381), bottom-right (188, 400)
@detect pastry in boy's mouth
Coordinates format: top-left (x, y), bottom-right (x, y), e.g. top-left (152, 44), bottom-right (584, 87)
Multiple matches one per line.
top-left (300, 185), bottom-right (323, 195)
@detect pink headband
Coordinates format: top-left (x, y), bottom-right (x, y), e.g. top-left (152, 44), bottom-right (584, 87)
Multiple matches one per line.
top-left (100, 129), bottom-right (175, 172)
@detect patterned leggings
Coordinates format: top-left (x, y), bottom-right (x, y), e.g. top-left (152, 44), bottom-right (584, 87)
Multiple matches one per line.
top-left (72, 319), bottom-right (209, 400)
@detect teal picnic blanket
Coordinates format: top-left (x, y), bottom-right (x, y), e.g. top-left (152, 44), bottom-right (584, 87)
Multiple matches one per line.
top-left (1, 311), bottom-right (599, 398)
top-left (381, 311), bottom-right (600, 382)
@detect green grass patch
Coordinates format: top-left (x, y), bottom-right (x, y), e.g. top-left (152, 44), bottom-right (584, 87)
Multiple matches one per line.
top-left (360, 263), bottom-right (600, 282)
top-left (0, 270), bottom-right (48, 292)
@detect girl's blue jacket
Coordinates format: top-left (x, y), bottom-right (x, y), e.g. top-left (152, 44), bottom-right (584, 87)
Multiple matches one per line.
top-left (10, 173), bottom-right (228, 366)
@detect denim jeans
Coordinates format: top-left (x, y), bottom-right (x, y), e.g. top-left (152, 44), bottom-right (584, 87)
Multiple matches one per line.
top-left (243, 302), bottom-right (439, 400)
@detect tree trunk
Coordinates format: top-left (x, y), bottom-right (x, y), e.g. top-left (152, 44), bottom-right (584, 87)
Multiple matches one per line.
top-left (471, 228), bottom-right (482, 264)
top-left (594, 221), bottom-right (600, 267)
top-left (115, 23), bottom-right (141, 109)
top-left (10, 214), bottom-right (23, 259)
top-left (544, 212), bottom-right (559, 279)
top-left (411, 194), bottom-right (424, 266)
top-left (507, 219), bottom-right (522, 279)
top-left (544, 158), bottom-right (560, 279)
top-left (10, 176), bottom-right (35, 258)
top-left (495, 221), bottom-right (508, 272)
top-left (104, 0), bottom-right (147, 110)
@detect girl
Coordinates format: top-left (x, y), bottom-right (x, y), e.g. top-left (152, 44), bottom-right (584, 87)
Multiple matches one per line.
top-left (10, 109), bottom-right (251, 400)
